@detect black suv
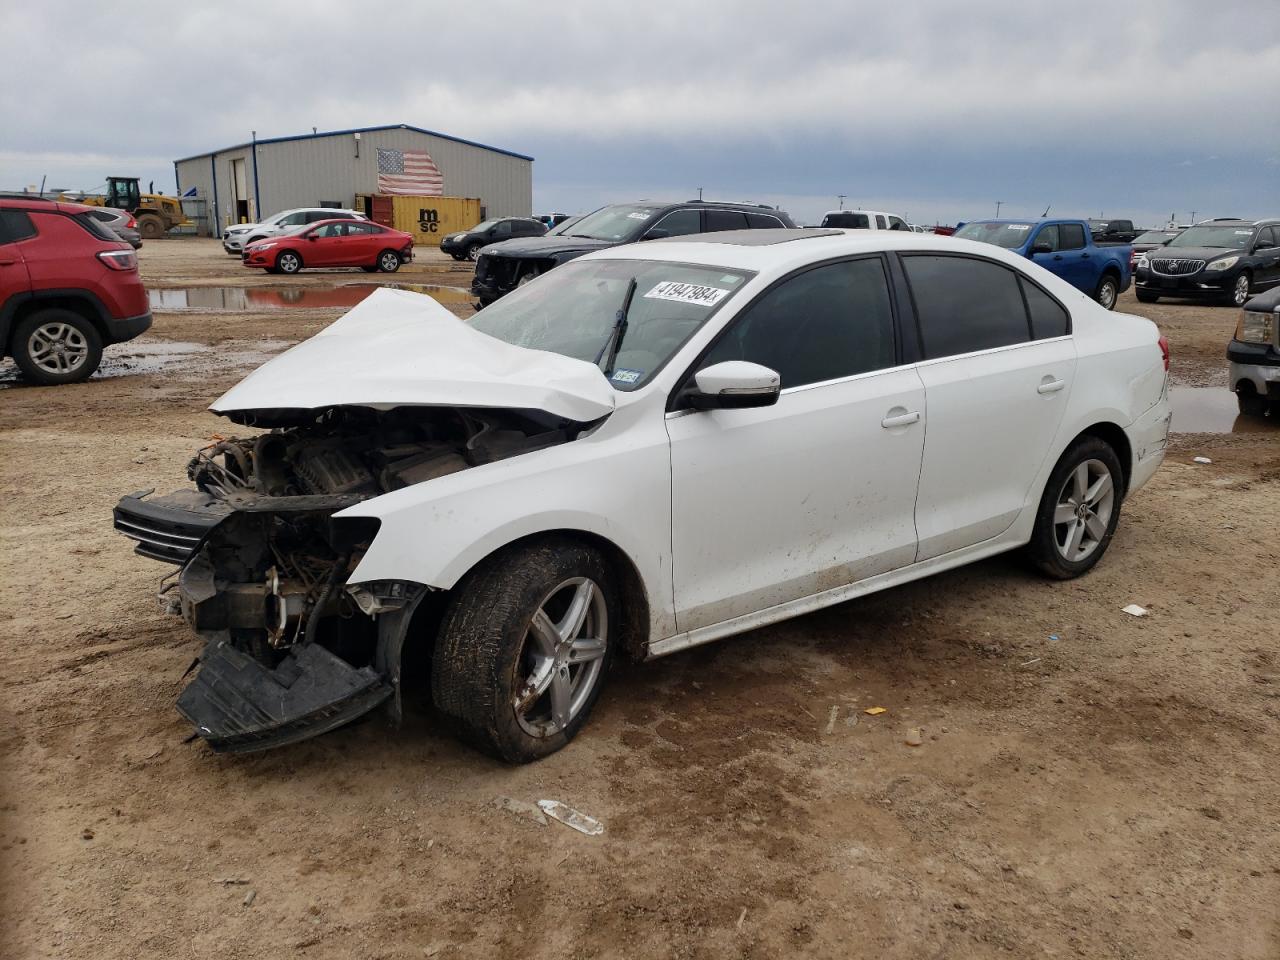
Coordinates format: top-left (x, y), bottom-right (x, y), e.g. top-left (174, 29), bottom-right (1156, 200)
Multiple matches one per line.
top-left (471, 200), bottom-right (796, 305)
top-left (1135, 218), bottom-right (1280, 306)
top-left (440, 217), bottom-right (547, 262)
top-left (1087, 218), bottom-right (1139, 244)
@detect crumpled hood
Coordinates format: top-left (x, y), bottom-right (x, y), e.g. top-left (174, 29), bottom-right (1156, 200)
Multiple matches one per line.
top-left (482, 235), bottom-right (615, 259)
top-left (211, 288), bottom-right (616, 422)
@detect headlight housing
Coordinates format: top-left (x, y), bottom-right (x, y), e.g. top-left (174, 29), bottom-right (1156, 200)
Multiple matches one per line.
top-left (252, 242), bottom-right (277, 252)
top-left (1235, 308), bottom-right (1276, 344)
top-left (1205, 256), bottom-right (1239, 272)
top-left (1136, 254), bottom-right (1149, 269)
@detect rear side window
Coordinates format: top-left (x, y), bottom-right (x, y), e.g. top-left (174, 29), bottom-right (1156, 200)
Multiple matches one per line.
top-left (821, 212), bottom-right (869, 229)
top-left (73, 212), bottom-right (120, 242)
top-left (700, 257), bottom-right (896, 388)
top-left (1021, 278), bottom-right (1069, 339)
top-left (0, 210), bottom-right (37, 243)
top-left (903, 255), bottom-right (1030, 358)
top-left (875, 215), bottom-right (887, 229)
top-left (705, 209), bottom-right (749, 232)
top-left (1059, 223), bottom-right (1086, 250)
top-left (746, 212), bottom-right (784, 229)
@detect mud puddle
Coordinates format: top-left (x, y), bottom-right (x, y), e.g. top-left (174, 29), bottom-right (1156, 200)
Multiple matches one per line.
top-left (0, 338), bottom-right (292, 388)
top-left (1170, 386), bottom-right (1279, 434)
top-left (148, 283), bottom-right (473, 312)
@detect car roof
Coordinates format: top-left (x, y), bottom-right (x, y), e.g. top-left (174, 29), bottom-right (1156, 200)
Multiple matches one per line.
top-left (821, 209), bottom-right (898, 217)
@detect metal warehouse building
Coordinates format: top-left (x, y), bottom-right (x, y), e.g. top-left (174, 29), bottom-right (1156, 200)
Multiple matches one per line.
top-left (173, 123), bottom-right (533, 237)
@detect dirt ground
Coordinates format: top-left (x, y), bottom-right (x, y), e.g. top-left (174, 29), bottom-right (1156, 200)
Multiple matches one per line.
top-left (2, 239), bottom-right (1278, 960)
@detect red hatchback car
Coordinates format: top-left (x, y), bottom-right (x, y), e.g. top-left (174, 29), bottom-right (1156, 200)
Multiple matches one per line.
top-left (243, 219), bottom-right (415, 274)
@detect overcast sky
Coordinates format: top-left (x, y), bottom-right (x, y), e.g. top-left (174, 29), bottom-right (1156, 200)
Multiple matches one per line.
top-left (4, 1), bottom-right (1277, 226)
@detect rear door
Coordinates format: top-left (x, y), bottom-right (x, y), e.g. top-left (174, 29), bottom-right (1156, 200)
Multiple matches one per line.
top-left (902, 253), bottom-right (1076, 560)
top-left (1055, 223), bottom-right (1093, 292)
top-left (342, 221), bottom-right (381, 263)
top-left (0, 211), bottom-right (34, 303)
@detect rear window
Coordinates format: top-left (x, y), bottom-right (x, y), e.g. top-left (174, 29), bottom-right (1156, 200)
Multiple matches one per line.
top-left (73, 212), bottom-right (120, 242)
top-left (0, 210), bottom-right (37, 243)
top-left (821, 212), bottom-right (870, 229)
top-left (903, 255), bottom-right (1031, 358)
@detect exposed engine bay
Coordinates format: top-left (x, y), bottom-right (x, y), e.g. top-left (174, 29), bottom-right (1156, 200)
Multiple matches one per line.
top-left (113, 404), bottom-right (585, 752)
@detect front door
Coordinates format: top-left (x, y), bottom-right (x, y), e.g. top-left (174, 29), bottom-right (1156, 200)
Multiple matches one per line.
top-left (900, 253), bottom-right (1076, 560)
top-left (1253, 227), bottom-right (1280, 287)
top-left (667, 256), bottom-right (925, 633)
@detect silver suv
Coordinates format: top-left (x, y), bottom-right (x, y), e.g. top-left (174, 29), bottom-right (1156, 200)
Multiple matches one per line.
top-left (222, 207), bottom-right (367, 254)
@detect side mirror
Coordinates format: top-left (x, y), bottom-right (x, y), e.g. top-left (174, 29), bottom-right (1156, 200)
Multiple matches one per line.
top-left (306, 233), bottom-right (319, 241)
top-left (1031, 242), bottom-right (1053, 255)
top-left (642, 228), bottom-right (670, 241)
top-left (687, 361), bottom-right (781, 410)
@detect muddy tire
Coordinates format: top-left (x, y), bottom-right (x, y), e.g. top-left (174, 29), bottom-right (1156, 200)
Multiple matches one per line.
top-left (276, 250), bottom-right (302, 274)
top-left (12, 309), bottom-right (103, 385)
top-left (377, 249), bottom-right (401, 273)
top-left (1095, 273), bottom-right (1119, 310)
top-left (1025, 436), bottom-right (1124, 580)
top-left (1135, 290), bottom-right (1159, 303)
top-left (136, 214), bottom-right (165, 240)
top-left (432, 538), bottom-right (616, 763)
top-left (1236, 388), bottom-right (1270, 418)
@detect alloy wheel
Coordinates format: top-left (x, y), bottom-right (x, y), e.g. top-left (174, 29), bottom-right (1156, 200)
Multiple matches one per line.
top-left (279, 253), bottom-right (300, 273)
top-left (1053, 459), bottom-right (1115, 562)
top-left (511, 577), bottom-right (608, 738)
top-left (1233, 274), bottom-right (1251, 306)
top-left (380, 251), bottom-right (399, 272)
top-left (467, 245), bottom-right (482, 262)
top-left (27, 321), bottom-right (89, 376)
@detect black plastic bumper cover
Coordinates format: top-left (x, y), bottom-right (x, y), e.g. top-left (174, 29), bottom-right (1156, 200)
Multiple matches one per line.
top-left (114, 488), bottom-right (232, 564)
top-left (177, 639), bottom-right (393, 753)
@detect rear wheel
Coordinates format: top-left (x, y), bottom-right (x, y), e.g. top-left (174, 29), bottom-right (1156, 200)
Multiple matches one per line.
top-left (1095, 273), bottom-right (1119, 310)
top-left (1236, 387), bottom-right (1270, 418)
top-left (432, 539), bottom-right (615, 763)
top-left (1135, 290), bottom-right (1159, 303)
top-left (276, 250), bottom-right (302, 274)
top-left (12, 309), bottom-right (104, 385)
top-left (377, 249), bottom-right (401, 273)
top-left (1026, 436), bottom-right (1123, 579)
top-left (1230, 272), bottom-right (1252, 307)
top-left (136, 214), bottom-right (165, 240)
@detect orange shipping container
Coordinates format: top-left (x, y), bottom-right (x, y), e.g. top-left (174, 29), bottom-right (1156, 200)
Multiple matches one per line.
top-left (388, 196), bottom-right (482, 246)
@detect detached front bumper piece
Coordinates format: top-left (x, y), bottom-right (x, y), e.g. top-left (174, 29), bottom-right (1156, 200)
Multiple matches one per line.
top-left (177, 639), bottom-right (393, 753)
top-left (114, 489), bottom-right (232, 564)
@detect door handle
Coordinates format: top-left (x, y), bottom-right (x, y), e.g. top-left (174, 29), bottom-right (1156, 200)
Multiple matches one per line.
top-left (1053, 254), bottom-right (1063, 260)
top-left (1038, 377), bottom-right (1066, 395)
top-left (0, 257), bottom-right (16, 265)
top-left (1082, 253), bottom-right (1091, 259)
top-left (881, 410), bottom-right (921, 428)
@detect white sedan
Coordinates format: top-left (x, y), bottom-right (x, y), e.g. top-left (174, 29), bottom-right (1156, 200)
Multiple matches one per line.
top-left (115, 229), bottom-right (1171, 762)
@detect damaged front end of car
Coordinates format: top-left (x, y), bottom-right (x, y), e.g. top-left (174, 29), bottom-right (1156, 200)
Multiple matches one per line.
top-left (115, 403), bottom-right (586, 753)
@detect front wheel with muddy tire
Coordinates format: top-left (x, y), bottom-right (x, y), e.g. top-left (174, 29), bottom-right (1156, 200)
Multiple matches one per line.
top-left (12, 309), bottom-right (103, 385)
top-left (1025, 436), bottom-right (1124, 580)
top-left (431, 538), bottom-right (615, 763)
top-left (377, 249), bottom-right (401, 273)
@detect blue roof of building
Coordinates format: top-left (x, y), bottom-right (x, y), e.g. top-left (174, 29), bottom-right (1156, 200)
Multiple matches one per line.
top-left (174, 123), bottom-right (534, 163)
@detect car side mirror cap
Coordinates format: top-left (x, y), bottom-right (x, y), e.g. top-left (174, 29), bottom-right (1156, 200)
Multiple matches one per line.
top-left (687, 361), bottom-right (781, 410)
top-left (1031, 242), bottom-right (1053, 254)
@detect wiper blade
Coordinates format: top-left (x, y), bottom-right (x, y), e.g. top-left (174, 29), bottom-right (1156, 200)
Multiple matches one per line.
top-left (596, 277), bottom-right (638, 378)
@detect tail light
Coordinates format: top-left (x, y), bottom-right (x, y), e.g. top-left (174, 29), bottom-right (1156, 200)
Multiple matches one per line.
top-left (98, 249), bottom-right (138, 272)
top-left (126, 216), bottom-right (138, 228)
top-left (1158, 335), bottom-right (1169, 372)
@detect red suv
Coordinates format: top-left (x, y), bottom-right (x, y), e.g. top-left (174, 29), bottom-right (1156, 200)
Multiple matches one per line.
top-left (0, 196), bottom-right (151, 385)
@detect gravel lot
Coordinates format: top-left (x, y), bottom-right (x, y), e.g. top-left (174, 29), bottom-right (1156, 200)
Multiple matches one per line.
top-left (2, 240), bottom-right (1277, 960)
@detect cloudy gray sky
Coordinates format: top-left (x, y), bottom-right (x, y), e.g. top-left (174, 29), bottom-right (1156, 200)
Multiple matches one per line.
top-left (4, 0), bottom-right (1278, 226)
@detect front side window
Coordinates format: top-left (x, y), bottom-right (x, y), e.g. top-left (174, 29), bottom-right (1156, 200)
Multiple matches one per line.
top-left (888, 216), bottom-right (909, 231)
top-left (1059, 223), bottom-right (1086, 250)
top-left (493, 221), bottom-right (513, 238)
top-left (1033, 224), bottom-right (1060, 251)
top-left (311, 222), bottom-right (347, 238)
top-left (903, 255), bottom-right (1031, 358)
top-left (698, 257), bottom-right (896, 389)
top-left (651, 209), bottom-right (702, 238)
top-left (470, 259), bottom-right (753, 391)
top-left (954, 221), bottom-right (1034, 249)
top-left (279, 212), bottom-right (309, 226)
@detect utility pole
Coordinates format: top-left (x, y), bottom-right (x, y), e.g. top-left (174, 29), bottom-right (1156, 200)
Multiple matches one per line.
top-left (696, 186), bottom-right (703, 201)
top-left (837, 194), bottom-right (846, 210)
top-left (995, 200), bottom-right (1003, 217)
top-left (1190, 210), bottom-right (1197, 224)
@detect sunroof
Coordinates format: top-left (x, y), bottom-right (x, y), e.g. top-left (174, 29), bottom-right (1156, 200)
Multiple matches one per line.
top-left (654, 228), bottom-right (844, 246)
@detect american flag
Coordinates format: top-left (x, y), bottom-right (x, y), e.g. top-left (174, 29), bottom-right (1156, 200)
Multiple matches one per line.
top-left (376, 147), bottom-right (444, 196)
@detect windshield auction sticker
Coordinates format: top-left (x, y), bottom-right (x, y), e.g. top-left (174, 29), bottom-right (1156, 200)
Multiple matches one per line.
top-left (644, 281), bottom-right (729, 306)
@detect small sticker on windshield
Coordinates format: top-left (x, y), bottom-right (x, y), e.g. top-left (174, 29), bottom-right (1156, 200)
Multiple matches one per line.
top-left (1235, 230), bottom-right (1252, 235)
top-left (1006, 224), bottom-right (1030, 231)
top-left (644, 281), bottom-right (729, 306)
top-left (627, 211), bottom-right (652, 220)
top-left (719, 274), bottom-right (742, 284)
top-left (611, 368), bottom-right (643, 384)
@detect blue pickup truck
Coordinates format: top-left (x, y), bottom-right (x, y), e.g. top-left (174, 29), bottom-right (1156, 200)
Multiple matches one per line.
top-left (953, 219), bottom-right (1132, 310)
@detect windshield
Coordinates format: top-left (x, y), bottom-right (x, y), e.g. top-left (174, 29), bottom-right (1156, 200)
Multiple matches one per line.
top-left (470, 259), bottom-right (753, 390)
top-left (1134, 230), bottom-right (1177, 245)
top-left (1167, 225), bottom-right (1254, 249)
top-left (561, 204), bottom-right (660, 242)
top-left (468, 219), bottom-right (500, 233)
top-left (954, 221), bottom-right (1034, 249)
